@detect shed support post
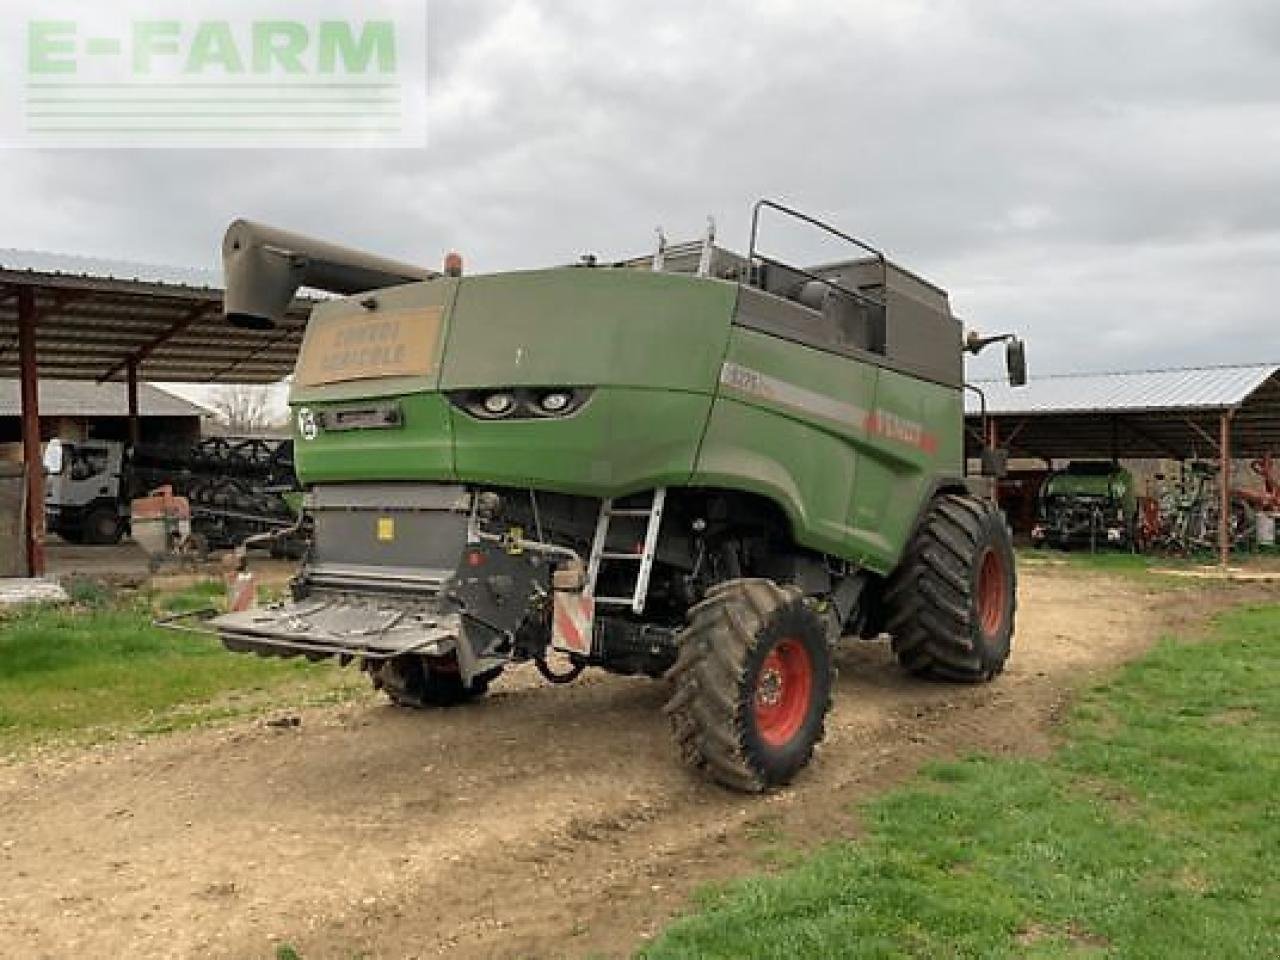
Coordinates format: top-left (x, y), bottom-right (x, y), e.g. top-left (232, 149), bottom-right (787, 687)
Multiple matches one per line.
top-left (1219, 411), bottom-right (1232, 569)
top-left (126, 358), bottom-right (140, 447)
top-left (18, 287), bottom-right (45, 578)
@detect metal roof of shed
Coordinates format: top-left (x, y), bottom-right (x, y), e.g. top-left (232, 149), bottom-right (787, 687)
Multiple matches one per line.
top-left (965, 364), bottom-right (1280, 461)
top-left (965, 363), bottom-right (1279, 416)
top-left (0, 249), bottom-right (222, 290)
top-left (0, 248), bottom-right (319, 384)
top-left (0, 378), bottom-right (208, 419)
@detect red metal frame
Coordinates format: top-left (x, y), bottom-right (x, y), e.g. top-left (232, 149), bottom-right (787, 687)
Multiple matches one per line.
top-left (17, 287), bottom-right (44, 577)
top-left (1233, 453), bottom-right (1280, 513)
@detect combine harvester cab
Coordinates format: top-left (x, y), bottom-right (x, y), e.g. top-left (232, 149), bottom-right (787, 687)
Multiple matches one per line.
top-left (210, 203), bottom-right (1026, 789)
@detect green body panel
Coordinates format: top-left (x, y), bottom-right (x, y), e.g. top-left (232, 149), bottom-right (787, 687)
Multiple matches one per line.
top-left (858, 368), bottom-right (965, 566)
top-left (693, 327), bottom-right (962, 572)
top-left (444, 269), bottom-right (732, 493)
top-left (287, 268), bottom-right (960, 571)
top-left (295, 391), bottom-right (457, 484)
top-left (292, 277), bottom-right (458, 485)
top-left (693, 327), bottom-right (871, 556)
top-left (441, 269), bottom-right (734, 391)
top-left (450, 389), bottom-right (713, 494)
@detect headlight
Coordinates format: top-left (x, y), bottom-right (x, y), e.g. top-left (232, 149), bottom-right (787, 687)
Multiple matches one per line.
top-left (482, 393), bottom-right (516, 416)
top-left (540, 391), bottom-right (572, 413)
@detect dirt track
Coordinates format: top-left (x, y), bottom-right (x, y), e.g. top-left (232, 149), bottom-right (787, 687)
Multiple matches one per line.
top-left (0, 568), bottom-right (1249, 959)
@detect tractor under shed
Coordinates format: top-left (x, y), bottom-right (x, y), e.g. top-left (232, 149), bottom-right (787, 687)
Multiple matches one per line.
top-left (0, 250), bottom-right (315, 577)
top-left (965, 363), bottom-right (1280, 564)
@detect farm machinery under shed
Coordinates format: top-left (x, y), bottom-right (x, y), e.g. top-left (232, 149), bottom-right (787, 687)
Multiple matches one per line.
top-left (966, 365), bottom-right (1280, 563)
top-left (44, 435), bottom-right (300, 552)
top-left (1017, 457), bottom-right (1277, 556)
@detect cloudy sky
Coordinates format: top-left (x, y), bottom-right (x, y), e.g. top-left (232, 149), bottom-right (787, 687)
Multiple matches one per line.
top-left (4, 0), bottom-right (1278, 390)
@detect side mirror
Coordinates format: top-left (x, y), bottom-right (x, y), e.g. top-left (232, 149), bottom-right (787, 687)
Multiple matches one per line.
top-left (1006, 338), bottom-right (1028, 387)
top-left (43, 439), bottom-right (64, 476)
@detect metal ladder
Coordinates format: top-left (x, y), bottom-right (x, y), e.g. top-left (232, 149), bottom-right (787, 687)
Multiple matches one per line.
top-left (585, 489), bottom-right (666, 614)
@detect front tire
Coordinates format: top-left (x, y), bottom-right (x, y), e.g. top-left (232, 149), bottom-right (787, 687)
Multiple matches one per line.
top-left (884, 494), bottom-right (1016, 682)
top-left (664, 579), bottom-right (832, 793)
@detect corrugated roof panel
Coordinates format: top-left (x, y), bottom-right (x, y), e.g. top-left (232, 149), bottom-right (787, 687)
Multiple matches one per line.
top-left (0, 248), bottom-right (337, 300)
top-left (0, 254), bottom-right (323, 383)
top-left (965, 364), bottom-right (1280, 416)
top-left (0, 379), bottom-right (209, 418)
top-left (0, 249), bottom-right (220, 290)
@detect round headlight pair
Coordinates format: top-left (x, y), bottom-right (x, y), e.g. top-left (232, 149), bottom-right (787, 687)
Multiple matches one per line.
top-left (480, 391), bottom-right (573, 417)
top-left (464, 389), bottom-right (584, 419)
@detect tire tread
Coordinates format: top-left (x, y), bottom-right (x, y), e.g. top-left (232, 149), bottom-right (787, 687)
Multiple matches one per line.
top-left (884, 494), bottom-right (1016, 682)
top-left (663, 579), bottom-right (830, 793)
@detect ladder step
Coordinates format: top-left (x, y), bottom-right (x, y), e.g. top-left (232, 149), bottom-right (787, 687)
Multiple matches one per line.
top-left (586, 487), bottom-right (667, 617)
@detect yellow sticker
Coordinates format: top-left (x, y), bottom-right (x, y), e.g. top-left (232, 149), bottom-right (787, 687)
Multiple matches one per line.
top-left (377, 517), bottom-right (396, 542)
top-left (296, 306), bottom-right (443, 388)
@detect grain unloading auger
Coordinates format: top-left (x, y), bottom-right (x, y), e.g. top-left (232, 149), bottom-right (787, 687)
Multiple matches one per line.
top-left (207, 201), bottom-right (1026, 792)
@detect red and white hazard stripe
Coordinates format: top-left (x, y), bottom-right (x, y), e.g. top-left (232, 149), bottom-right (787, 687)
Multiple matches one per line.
top-left (552, 591), bottom-right (595, 656)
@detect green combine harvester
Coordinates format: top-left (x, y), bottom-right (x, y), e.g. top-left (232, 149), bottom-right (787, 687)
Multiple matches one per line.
top-left (210, 201), bottom-right (1026, 792)
top-left (1031, 461), bottom-right (1138, 551)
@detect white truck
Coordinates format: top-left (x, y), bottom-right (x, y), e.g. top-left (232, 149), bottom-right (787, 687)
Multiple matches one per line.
top-left (44, 439), bottom-right (128, 544)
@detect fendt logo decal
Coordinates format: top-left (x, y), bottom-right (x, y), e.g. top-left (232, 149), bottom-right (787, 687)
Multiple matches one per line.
top-left (719, 361), bottom-right (938, 454)
top-left (864, 409), bottom-right (939, 455)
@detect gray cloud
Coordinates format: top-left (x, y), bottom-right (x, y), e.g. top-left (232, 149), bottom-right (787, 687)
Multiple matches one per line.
top-left (2, 0), bottom-right (1277, 383)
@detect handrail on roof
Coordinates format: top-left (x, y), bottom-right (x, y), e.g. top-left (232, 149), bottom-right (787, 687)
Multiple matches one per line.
top-left (745, 199), bottom-right (888, 313)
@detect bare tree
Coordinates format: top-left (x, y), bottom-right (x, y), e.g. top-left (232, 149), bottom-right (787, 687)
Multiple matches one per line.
top-left (209, 384), bottom-right (275, 434)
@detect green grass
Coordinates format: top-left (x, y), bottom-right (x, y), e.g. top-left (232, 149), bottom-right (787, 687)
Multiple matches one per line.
top-left (643, 605), bottom-right (1280, 959)
top-left (1021, 548), bottom-right (1156, 572)
top-left (1020, 547), bottom-right (1280, 584)
top-left (0, 582), bottom-right (365, 753)
top-left (1018, 549), bottom-right (1220, 590)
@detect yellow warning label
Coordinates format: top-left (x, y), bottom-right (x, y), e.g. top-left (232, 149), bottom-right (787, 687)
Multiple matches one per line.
top-left (296, 305), bottom-right (443, 388)
top-left (376, 517), bottom-right (396, 542)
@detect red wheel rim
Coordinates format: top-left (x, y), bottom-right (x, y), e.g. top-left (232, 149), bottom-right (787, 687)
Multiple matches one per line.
top-left (976, 548), bottom-right (1007, 636)
top-left (753, 638), bottom-right (814, 748)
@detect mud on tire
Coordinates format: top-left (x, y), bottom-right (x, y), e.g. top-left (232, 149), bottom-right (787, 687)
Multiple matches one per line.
top-left (663, 579), bottom-right (833, 793)
top-left (371, 654), bottom-right (500, 708)
top-left (884, 493), bottom-right (1016, 682)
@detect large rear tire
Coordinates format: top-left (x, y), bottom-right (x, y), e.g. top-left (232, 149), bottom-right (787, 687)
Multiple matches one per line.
top-left (884, 493), bottom-right (1016, 682)
top-left (664, 579), bottom-right (832, 793)
top-left (371, 654), bottom-right (501, 708)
